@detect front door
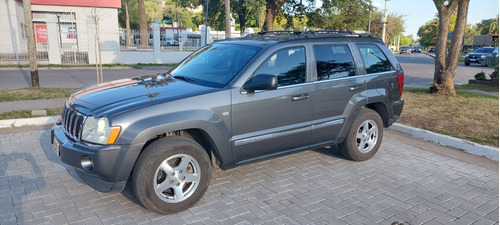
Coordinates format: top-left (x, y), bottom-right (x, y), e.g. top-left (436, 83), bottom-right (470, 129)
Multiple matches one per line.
top-left (231, 46), bottom-right (313, 162)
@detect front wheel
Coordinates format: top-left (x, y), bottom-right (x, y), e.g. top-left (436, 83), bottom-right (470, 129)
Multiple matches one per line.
top-left (339, 108), bottom-right (383, 161)
top-left (132, 136), bottom-right (212, 214)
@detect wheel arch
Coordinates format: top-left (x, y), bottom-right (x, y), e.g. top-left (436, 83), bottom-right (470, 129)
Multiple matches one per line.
top-left (365, 102), bottom-right (390, 128)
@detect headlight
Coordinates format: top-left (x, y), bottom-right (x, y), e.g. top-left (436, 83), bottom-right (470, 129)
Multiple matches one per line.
top-left (481, 55), bottom-right (487, 59)
top-left (465, 54), bottom-right (469, 58)
top-left (81, 117), bottom-right (121, 145)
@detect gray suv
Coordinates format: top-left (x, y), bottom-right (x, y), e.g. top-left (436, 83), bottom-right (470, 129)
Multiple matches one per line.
top-left (51, 30), bottom-right (404, 214)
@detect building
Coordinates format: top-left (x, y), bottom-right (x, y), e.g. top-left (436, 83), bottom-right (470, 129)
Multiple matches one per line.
top-left (0, 0), bottom-right (121, 64)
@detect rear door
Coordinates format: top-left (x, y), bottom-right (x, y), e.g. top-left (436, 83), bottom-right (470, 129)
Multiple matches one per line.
top-left (310, 44), bottom-right (366, 145)
top-left (231, 46), bottom-right (313, 161)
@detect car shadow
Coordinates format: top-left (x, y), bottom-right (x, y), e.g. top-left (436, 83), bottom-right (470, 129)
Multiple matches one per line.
top-left (1, 152), bottom-right (46, 224)
top-left (311, 144), bottom-right (344, 159)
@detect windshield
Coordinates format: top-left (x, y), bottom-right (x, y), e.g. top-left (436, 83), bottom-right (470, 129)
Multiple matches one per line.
top-left (171, 43), bottom-right (261, 88)
top-left (474, 48), bottom-right (494, 53)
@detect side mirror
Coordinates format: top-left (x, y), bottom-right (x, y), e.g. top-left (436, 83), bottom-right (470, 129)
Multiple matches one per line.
top-left (242, 74), bottom-right (278, 92)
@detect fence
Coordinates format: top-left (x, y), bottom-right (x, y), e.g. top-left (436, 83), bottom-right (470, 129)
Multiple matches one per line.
top-left (0, 19), bottom-right (251, 65)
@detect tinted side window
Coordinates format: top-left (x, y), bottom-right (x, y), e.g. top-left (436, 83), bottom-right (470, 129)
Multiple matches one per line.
top-left (314, 45), bottom-right (355, 80)
top-left (255, 47), bottom-right (306, 87)
top-left (357, 44), bottom-right (393, 74)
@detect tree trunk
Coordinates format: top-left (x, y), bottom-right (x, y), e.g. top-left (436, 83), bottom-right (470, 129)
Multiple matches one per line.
top-left (431, 0), bottom-right (470, 96)
top-left (225, 0), bottom-right (231, 39)
top-left (262, 0), bottom-right (286, 31)
top-left (22, 0), bottom-right (39, 87)
top-left (125, 0), bottom-right (131, 47)
top-left (239, 13), bottom-right (247, 35)
top-left (137, 0), bottom-right (148, 47)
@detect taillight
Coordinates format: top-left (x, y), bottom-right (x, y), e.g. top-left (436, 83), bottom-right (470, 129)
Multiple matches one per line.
top-left (397, 74), bottom-right (404, 96)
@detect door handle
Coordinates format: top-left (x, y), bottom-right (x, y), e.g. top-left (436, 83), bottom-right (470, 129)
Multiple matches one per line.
top-left (349, 84), bottom-right (364, 91)
top-left (292, 94), bottom-right (310, 101)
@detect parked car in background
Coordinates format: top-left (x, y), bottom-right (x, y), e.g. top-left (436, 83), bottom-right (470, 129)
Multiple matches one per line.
top-left (428, 46), bottom-right (436, 53)
top-left (400, 46), bottom-right (412, 54)
top-left (412, 46), bottom-right (421, 53)
top-left (160, 37), bottom-right (179, 46)
top-left (464, 47), bottom-right (499, 66)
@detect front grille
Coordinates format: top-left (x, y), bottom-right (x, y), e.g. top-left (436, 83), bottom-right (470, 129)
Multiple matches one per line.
top-left (62, 105), bottom-right (86, 141)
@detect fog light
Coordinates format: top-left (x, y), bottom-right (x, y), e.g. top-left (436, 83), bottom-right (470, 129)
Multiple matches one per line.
top-left (81, 156), bottom-right (94, 171)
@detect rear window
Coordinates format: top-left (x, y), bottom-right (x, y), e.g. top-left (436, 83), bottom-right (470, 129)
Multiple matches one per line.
top-left (357, 44), bottom-right (393, 74)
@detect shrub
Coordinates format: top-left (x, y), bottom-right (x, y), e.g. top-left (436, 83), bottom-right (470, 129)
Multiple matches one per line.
top-left (487, 56), bottom-right (499, 79)
top-left (475, 71), bottom-right (487, 80)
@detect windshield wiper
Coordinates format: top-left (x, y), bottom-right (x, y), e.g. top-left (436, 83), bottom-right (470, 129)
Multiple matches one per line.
top-left (173, 75), bottom-right (197, 84)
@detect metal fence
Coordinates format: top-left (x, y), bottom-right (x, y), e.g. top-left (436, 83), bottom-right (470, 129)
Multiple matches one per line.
top-left (0, 27), bottom-right (49, 64)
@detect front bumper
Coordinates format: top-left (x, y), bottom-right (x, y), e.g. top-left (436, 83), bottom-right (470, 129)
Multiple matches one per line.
top-left (51, 124), bottom-right (143, 192)
top-left (465, 57), bottom-right (486, 64)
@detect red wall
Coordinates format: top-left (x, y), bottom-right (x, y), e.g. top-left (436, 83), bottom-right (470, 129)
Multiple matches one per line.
top-left (29, 0), bottom-right (120, 8)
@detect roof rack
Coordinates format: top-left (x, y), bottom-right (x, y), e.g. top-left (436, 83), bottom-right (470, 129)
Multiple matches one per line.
top-left (246, 30), bottom-right (373, 39)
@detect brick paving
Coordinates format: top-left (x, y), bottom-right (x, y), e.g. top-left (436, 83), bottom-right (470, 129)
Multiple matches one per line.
top-left (0, 128), bottom-right (498, 225)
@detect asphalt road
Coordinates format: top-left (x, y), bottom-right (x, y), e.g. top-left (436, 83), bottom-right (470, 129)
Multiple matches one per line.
top-left (0, 52), bottom-right (495, 90)
top-left (396, 52), bottom-right (495, 88)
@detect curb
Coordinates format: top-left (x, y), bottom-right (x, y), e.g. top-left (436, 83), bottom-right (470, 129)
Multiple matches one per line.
top-left (389, 123), bottom-right (498, 161)
top-left (0, 117), bottom-right (497, 161)
top-left (0, 116), bottom-right (59, 129)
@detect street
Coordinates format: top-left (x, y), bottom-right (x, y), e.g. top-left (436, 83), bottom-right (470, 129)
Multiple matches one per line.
top-left (396, 52), bottom-right (495, 88)
top-left (0, 52), bottom-right (496, 90)
top-left (0, 126), bottom-right (497, 224)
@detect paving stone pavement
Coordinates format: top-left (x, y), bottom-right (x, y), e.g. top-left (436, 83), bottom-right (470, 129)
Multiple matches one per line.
top-left (0, 128), bottom-right (498, 225)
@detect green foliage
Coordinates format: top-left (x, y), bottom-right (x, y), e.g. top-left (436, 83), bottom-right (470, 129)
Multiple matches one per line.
top-left (417, 19), bottom-right (439, 48)
top-left (475, 17), bottom-right (497, 35)
top-left (119, 0), bottom-right (140, 30)
top-left (163, 3), bottom-right (194, 29)
top-left (474, 72), bottom-right (486, 81)
top-left (305, 0), bottom-right (372, 31)
top-left (399, 34), bottom-right (412, 46)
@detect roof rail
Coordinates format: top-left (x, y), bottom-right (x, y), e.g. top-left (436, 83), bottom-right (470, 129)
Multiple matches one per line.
top-left (246, 30), bottom-right (373, 38)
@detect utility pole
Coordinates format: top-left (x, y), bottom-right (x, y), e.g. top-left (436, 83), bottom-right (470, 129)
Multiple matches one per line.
top-left (204, 0), bottom-right (209, 44)
top-left (224, 0), bottom-right (230, 39)
top-left (381, 0), bottom-right (389, 44)
top-left (22, 0), bottom-right (40, 87)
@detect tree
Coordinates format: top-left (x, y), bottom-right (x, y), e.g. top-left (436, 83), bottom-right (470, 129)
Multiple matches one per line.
top-left (399, 34), bottom-right (412, 46)
top-left (123, 0), bottom-right (132, 47)
top-left (262, 0), bottom-right (288, 31)
top-left (119, 0), bottom-right (139, 30)
top-left (232, 0), bottom-right (265, 34)
top-left (431, 0), bottom-right (470, 96)
top-left (417, 19), bottom-right (439, 48)
top-left (137, 0), bottom-right (148, 47)
top-left (475, 17), bottom-right (497, 35)
top-left (305, 0), bottom-right (372, 31)
top-left (369, 11), bottom-right (405, 46)
top-left (488, 15), bottom-right (499, 34)
top-left (22, 0), bottom-right (39, 87)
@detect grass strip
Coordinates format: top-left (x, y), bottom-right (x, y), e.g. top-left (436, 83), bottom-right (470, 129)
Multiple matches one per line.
top-left (400, 87), bottom-right (499, 147)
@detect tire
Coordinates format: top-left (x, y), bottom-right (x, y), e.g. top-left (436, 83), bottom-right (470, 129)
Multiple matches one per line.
top-left (132, 136), bottom-right (212, 214)
top-left (465, 62), bottom-right (470, 66)
top-left (339, 108), bottom-right (383, 161)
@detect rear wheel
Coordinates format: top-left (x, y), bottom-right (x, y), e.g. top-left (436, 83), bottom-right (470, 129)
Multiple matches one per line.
top-left (465, 62), bottom-right (470, 66)
top-left (132, 136), bottom-right (211, 214)
top-left (339, 108), bottom-right (383, 161)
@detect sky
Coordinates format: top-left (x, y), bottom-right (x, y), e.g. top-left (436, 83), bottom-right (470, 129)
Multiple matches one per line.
top-left (371, 0), bottom-right (500, 38)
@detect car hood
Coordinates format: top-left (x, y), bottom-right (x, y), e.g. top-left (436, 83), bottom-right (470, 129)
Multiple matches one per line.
top-left (67, 74), bottom-right (217, 116)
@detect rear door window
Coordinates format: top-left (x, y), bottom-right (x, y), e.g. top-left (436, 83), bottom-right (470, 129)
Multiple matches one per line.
top-left (357, 44), bottom-right (394, 74)
top-left (314, 45), bottom-right (356, 80)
